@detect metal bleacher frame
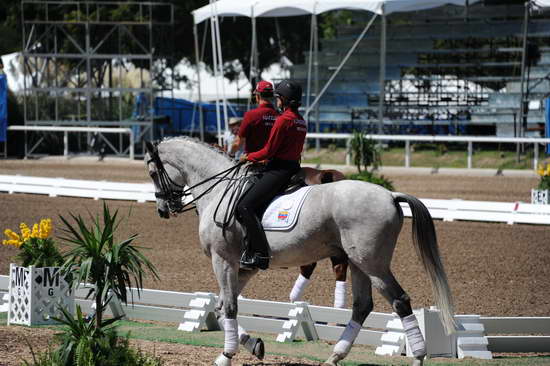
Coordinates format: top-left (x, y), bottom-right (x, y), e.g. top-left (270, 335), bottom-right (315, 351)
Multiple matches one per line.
top-left (292, 1), bottom-right (550, 138)
top-left (19, 1), bottom-right (175, 158)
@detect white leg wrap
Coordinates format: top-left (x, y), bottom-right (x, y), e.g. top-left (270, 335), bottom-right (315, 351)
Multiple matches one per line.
top-left (333, 281), bottom-right (347, 308)
top-left (214, 352), bottom-right (232, 366)
top-left (402, 314), bottom-right (426, 358)
top-left (334, 320), bottom-right (361, 356)
top-left (289, 274), bottom-right (310, 302)
top-left (224, 318), bottom-right (239, 355)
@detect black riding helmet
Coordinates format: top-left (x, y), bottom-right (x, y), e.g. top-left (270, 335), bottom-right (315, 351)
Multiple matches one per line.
top-left (274, 80), bottom-right (302, 103)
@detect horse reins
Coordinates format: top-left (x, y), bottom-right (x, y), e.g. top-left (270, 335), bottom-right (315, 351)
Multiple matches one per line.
top-left (147, 144), bottom-right (250, 219)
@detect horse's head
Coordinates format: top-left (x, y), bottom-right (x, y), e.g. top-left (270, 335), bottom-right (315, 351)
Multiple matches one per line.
top-left (144, 141), bottom-right (185, 219)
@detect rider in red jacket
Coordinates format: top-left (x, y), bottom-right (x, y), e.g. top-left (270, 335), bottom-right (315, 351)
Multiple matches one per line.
top-left (229, 81), bottom-right (278, 157)
top-left (237, 80), bottom-right (306, 270)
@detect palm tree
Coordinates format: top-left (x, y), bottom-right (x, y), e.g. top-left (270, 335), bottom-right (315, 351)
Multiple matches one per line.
top-left (59, 202), bottom-right (159, 329)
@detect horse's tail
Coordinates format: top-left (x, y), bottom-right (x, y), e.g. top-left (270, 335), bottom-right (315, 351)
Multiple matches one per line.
top-left (392, 192), bottom-right (457, 334)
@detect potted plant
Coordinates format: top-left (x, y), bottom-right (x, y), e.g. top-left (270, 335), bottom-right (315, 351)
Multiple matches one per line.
top-left (532, 163), bottom-right (550, 204)
top-left (3, 219), bottom-right (72, 326)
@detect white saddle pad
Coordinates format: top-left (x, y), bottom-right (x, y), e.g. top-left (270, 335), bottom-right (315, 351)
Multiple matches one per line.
top-left (262, 186), bottom-right (313, 231)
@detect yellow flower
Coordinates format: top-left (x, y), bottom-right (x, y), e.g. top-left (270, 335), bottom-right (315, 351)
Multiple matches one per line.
top-left (4, 229), bottom-right (20, 241)
top-left (20, 222), bottom-right (31, 241)
top-left (31, 223), bottom-right (39, 239)
top-left (3, 229), bottom-right (23, 247)
top-left (538, 164), bottom-right (550, 177)
top-left (39, 218), bottom-right (52, 239)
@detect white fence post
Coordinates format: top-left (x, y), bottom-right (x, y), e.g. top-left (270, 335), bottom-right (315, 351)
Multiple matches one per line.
top-left (0, 293), bottom-right (9, 312)
top-left (276, 301), bottom-right (318, 343)
top-left (129, 129), bottom-right (135, 160)
top-left (405, 140), bottom-right (411, 168)
top-left (375, 314), bottom-right (405, 356)
top-left (178, 292), bottom-right (219, 332)
top-left (63, 131), bottom-right (69, 158)
top-left (408, 308), bottom-right (455, 358)
top-left (455, 315), bottom-right (492, 359)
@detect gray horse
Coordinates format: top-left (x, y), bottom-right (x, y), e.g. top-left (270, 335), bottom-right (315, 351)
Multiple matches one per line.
top-left (144, 137), bottom-right (457, 366)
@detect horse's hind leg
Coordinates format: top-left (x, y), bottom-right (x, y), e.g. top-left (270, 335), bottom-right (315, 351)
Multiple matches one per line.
top-left (323, 262), bottom-right (373, 366)
top-left (330, 256), bottom-right (348, 308)
top-left (289, 262), bottom-right (317, 302)
top-left (371, 270), bottom-right (426, 366)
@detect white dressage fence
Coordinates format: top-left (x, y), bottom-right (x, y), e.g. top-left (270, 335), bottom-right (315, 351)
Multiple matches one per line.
top-left (306, 133), bottom-right (550, 170)
top-left (0, 175), bottom-right (549, 225)
top-left (1, 276), bottom-right (548, 359)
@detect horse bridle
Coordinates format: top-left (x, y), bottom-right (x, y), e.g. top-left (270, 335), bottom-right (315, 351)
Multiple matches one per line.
top-left (145, 141), bottom-right (187, 213)
top-left (145, 141), bottom-right (247, 216)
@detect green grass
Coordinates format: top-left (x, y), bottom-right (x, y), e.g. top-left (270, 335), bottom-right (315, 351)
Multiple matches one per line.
top-left (3, 315), bottom-right (548, 365)
top-left (302, 146), bottom-right (549, 170)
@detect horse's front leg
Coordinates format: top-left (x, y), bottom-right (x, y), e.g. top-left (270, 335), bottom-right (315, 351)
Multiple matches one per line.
top-left (211, 252), bottom-right (241, 366)
top-left (215, 268), bottom-right (264, 360)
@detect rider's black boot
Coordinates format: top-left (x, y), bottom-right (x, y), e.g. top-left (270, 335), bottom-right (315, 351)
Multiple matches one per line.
top-left (238, 208), bottom-right (270, 270)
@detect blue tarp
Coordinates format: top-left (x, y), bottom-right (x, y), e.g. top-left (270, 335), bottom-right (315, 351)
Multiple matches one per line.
top-left (0, 73), bottom-right (7, 142)
top-left (154, 97), bottom-right (245, 134)
top-left (546, 98), bottom-right (550, 154)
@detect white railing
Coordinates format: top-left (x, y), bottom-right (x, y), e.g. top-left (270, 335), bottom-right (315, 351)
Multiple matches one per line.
top-left (0, 174), bottom-right (154, 202)
top-left (0, 175), bottom-right (548, 225)
top-left (306, 133), bottom-right (550, 170)
top-left (7, 126), bottom-right (135, 160)
top-left (1, 275), bottom-right (548, 358)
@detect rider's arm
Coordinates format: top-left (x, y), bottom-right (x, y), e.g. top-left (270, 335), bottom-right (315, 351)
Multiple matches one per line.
top-left (229, 136), bottom-right (244, 156)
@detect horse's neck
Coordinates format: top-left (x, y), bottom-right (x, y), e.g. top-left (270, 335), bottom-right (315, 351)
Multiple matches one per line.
top-left (162, 139), bottom-right (233, 210)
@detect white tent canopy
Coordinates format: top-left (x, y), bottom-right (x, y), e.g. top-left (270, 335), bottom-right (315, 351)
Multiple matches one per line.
top-left (191, 0), bottom-right (480, 140)
top-left (193, 0), bottom-right (478, 24)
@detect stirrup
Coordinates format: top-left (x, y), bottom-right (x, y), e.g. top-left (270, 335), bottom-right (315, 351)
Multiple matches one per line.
top-left (240, 252), bottom-right (269, 270)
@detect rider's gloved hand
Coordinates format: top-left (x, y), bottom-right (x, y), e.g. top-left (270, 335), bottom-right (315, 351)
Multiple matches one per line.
top-left (239, 154), bottom-right (248, 163)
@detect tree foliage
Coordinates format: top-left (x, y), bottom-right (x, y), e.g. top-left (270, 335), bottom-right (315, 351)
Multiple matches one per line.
top-left (0, 0), bottom-right (314, 87)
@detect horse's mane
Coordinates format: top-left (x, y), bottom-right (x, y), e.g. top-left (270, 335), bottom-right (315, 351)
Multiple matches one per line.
top-left (160, 135), bottom-right (234, 164)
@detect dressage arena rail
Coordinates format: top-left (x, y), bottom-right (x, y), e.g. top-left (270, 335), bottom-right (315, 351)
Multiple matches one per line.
top-left (1, 276), bottom-right (549, 359)
top-left (306, 133), bottom-right (550, 170)
top-left (0, 174), bottom-right (549, 225)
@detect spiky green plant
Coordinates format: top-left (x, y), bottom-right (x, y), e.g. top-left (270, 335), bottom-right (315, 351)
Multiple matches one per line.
top-left (59, 202), bottom-right (159, 329)
top-left (349, 131), bottom-right (381, 173)
top-left (53, 305), bottom-right (120, 366)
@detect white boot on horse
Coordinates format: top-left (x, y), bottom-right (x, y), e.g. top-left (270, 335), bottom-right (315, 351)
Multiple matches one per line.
top-left (145, 138), bottom-right (456, 366)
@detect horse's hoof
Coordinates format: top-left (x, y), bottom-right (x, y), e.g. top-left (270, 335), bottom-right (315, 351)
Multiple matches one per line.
top-left (213, 352), bottom-right (232, 366)
top-left (411, 357), bottom-right (424, 366)
top-left (322, 352), bottom-right (345, 366)
top-left (243, 336), bottom-right (265, 360)
top-left (253, 338), bottom-right (265, 360)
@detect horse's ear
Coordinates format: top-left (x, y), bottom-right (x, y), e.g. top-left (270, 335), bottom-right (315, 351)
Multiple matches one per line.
top-left (145, 141), bottom-right (155, 155)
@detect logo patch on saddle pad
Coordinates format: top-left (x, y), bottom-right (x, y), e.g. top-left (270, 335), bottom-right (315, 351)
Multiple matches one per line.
top-left (262, 186), bottom-right (313, 231)
top-left (277, 211), bottom-right (289, 222)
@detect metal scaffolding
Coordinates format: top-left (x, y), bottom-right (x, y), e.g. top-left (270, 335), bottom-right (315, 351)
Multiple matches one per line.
top-left (20, 0), bottom-right (174, 157)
